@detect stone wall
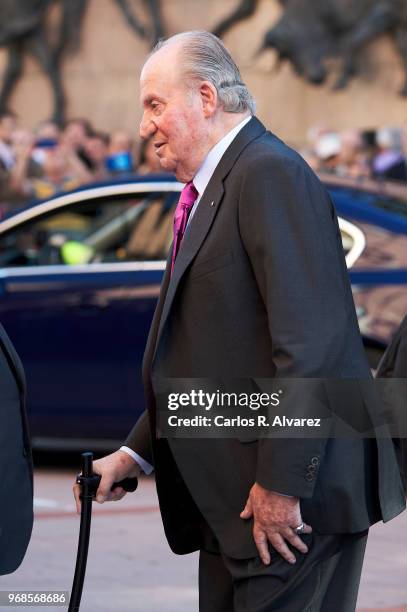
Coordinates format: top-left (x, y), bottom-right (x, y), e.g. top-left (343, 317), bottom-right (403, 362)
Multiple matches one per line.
top-left (1, 0), bottom-right (406, 146)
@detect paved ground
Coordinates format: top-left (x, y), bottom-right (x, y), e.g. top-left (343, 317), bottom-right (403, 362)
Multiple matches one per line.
top-left (0, 468), bottom-right (406, 612)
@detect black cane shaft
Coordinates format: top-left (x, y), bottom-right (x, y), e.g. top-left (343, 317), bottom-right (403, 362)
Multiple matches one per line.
top-left (68, 452), bottom-right (138, 611)
top-left (68, 452), bottom-right (95, 612)
top-left (68, 499), bottom-right (92, 612)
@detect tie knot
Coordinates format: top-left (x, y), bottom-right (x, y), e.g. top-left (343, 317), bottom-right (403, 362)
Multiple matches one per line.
top-left (180, 181), bottom-right (198, 209)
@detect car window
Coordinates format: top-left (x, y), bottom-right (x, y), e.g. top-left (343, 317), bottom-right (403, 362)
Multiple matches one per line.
top-left (0, 191), bottom-right (179, 267)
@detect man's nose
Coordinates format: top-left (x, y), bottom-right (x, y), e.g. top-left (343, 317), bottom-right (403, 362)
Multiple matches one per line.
top-left (139, 113), bottom-right (156, 139)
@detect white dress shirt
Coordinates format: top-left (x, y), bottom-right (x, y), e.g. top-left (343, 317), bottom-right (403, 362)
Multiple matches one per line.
top-left (188, 114), bottom-right (252, 223)
top-left (121, 115), bottom-right (252, 474)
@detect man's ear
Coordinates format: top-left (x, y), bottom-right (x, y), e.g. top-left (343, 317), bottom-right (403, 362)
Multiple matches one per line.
top-left (199, 81), bottom-right (218, 117)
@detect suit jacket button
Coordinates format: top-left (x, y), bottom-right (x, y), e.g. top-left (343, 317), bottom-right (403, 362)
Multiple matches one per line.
top-left (305, 473), bottom-right (314, 482)
top-left (310, 456), bottom-right (320, 466)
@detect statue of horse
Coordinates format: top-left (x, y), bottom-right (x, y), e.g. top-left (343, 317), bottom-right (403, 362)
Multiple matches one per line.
top-left (0, 0), bottom-right (164, 125)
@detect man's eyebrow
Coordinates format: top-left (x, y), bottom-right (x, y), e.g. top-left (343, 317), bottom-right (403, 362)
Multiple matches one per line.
top-left (142, 95), bottom-right (164, 107)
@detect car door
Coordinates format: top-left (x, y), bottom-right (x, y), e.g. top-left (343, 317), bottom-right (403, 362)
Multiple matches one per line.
top-left (0, 181), bottom-right (180, 448)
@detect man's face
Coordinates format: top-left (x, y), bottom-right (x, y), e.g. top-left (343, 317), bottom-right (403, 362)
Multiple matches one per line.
top-left (63, 122), bottom-right (86, 149)
top-left (139, 46), bottom-right (208, 182)
top-left (85, 137), bottom-right (108, 163)
top-left (109, 131), bottom-right (132, 154)
top-left (43, 148), bottom-right (67, 181)
top-left (0, 115), bottom-right (16, 143)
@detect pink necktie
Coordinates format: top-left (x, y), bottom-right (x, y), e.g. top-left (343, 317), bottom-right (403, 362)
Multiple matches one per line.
top-left (171, 181), bottom-right (198, 274)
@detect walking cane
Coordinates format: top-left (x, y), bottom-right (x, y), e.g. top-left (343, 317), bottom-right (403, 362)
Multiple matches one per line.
top-left (68, 451), bottom-right (138, 612)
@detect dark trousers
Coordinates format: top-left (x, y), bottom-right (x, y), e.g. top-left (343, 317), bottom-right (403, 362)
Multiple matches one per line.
top-left (199, 529), bottom-right (368, 612)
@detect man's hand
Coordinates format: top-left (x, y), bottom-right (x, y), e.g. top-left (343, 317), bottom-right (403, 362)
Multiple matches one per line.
top-left (73, 450), bottom-right (141, 514)
top-left (240, 483), bottom-right (312, 565)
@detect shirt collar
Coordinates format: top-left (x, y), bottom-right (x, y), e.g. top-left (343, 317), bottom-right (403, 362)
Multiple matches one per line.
top-left (193, 115), bottom-right (252, 198)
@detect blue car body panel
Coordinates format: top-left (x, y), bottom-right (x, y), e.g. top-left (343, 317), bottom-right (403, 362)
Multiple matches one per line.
top-left (0, 265), bottom-right (162, 444)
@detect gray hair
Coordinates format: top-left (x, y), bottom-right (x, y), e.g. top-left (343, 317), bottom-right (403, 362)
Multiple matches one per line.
top-left (150, 31), bottom-right (256, 115)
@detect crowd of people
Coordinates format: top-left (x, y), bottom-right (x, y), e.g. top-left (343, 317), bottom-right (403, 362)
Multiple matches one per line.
top-left (1, 111), bottom-right (407, 215)
top-left (302, 125), bottom-right (407, 183)
top-left (0, 111), bottom-right (163, 214)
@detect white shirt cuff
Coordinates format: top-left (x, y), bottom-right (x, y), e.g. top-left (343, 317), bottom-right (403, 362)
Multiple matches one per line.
top-left (119, 446), bottom-right (154, 475)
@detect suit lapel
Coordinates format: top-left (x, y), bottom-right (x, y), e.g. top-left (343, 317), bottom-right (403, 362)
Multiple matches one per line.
top-left (153, 116), bottom-right (267, 359)
top-left (142, 253), bottom-right (172, 379)
top-left (155, 179), bottom-right (224, 345)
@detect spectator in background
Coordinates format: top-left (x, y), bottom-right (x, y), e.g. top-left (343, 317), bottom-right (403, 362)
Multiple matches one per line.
top-left (35, 120), bottom-right (60, 141)
top-left (0, 112), bottom-right (17, 172)
top-left (11, 129), bottom-right (43, 179)
top-left (0, 112), bottom-right (18, 209)
top-left (83, 131), bottom-right (110, 181)
top-left (109, 129), bottom-right (133, 155)
top-left (2, 116), bottom-right (407, 209)
top-left (137, 135), bottom-right (166, 174)
top-left (300, 123), bottom-right (330, 170)
top-left (10, 140), bottom-right (92, 199)
top-left (62, 117), bottom-right (94, 169)
top-left (338, 129), bottom-right (370, 179)
top-left (314, 131), bottom-right (342, 173)
top-left (402, 127), bottom-right (407, 174)
top-left (106, 130), bottom-right (135, 174)
top-left (0, 163), bottom-right (8, 214)
top-left (31, 121), bottom-right (61, 169)
top-left (1, 129), bottom-right (41, 210)
top-left (373, 127), bottom-right (407, 182)
top-left (304, 128), bottom-right (373, 181)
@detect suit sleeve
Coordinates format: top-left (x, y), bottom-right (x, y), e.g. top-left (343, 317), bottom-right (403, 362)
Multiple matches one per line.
top-left (124, 409), bottom-right (154, 467)
top-left (393, 321), bottom-right (407, 488)
top-left (239, 154), bottom-right (353, 498)
top-left (376, 314), bottom-right (407, 490)
top-left (392, 317), bottom-right (407, 378)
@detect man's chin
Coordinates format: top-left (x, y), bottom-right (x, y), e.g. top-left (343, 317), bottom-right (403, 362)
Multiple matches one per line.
top-left (158, 155), bottom-right (173, 168)
top-left (157, 157), bottom-right (176, 174)
top-left (156, 155), bottom-right (192, 181)
top-left (158, 158), bottom-right (188, 181)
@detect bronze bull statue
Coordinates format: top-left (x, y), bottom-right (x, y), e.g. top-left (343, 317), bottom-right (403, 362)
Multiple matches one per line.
top-left (213, 0), bottom-right (407, 95)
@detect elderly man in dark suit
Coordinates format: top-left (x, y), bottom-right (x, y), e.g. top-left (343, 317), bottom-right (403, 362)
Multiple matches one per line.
top-left (0, 323), bottom-right (33, 575)
top-left (74, 31), bottom-right (405, 611)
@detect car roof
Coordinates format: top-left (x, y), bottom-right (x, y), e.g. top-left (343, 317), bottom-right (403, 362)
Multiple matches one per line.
top-left (2, 171), bottom-right (407, 238)
top-left (5, 170), bottom-right (407, 219)
top-left (3, 173), bottom-right (179, 221)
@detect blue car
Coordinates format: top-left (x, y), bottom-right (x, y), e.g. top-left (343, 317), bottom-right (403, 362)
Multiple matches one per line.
top-left (0, 173), bottom-right (406, 449)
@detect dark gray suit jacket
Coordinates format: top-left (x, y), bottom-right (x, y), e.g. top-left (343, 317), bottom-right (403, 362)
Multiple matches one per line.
top-left (0, 323), bottom-right (33, 574)
top-left (376, 314), bottom-right (407, 489)
top-left (125, 117), bottom-right (405, 558)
